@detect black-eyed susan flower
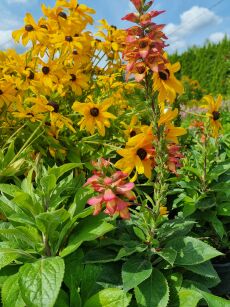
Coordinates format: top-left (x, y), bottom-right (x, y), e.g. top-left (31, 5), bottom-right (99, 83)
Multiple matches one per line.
top-left (115, 129), bottom-right (155, 181)
top-left (72, 97), bottom-right (116, 136)
top-left (158, 108), bottom-right (186, 143)
top-left (203, 94), bottom-right (222, 138)
top-left (0, 81), bottom-right (17, 109)
top-left (153, 59), bottom-right (183, 105)
top-left (12, 13), bottom-right (46, 46)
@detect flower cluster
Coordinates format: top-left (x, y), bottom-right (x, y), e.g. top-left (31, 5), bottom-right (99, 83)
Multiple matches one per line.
top-left (85, 159), bottom-right (136, 219)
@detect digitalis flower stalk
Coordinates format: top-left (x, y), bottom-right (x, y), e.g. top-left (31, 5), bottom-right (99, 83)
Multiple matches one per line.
top-left (119, 0), bottom-right (186, 220)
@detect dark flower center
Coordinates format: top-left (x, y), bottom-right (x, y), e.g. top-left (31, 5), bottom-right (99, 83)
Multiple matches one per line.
top-left (42, 66), bottom-right (50, 75)
top-left (58, 11), bottom-right (67, 19)
top-left (73, 50), bottom-right (78, 55)
top-left (136, 65), bottom-right (145, 74)
top-left (25, 24), bottom-right (34, 32)
top-left (212, 111), bottom-right (220, 120)
top-left (74, 33), bottom-right (79, 37)
top-left (95, 39), bottom-right (102, 42)
top-left (65, 35), bottom-right (73, 42)
top-left (136, 148), bottom-right (147, 160)
top-left (111, 25), bottom-right (117, 30)
top-left (159, 69), bottom-right (170, 81)
top-left (90, 107), bottom-right (99, 117)
top-left (70, 74), bottom-right (76, 81)
top-left (28, 71), bottom-right (35, 80)
top-left (130, 130), bottom-right (136, 137)
top-left (47, 101), bottom-right (59, 113)
top-left (0, 89), bottom-right (3, 95)
top-left (139, 41), bottom-right (148, 49)
top-left (40, 24), bottom-right (48, 30)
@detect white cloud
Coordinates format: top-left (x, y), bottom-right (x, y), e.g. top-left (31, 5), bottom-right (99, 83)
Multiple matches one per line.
top-left (209, 32), bottom-right (229, 43)
top-left (165, 6), bottom-right (222, 52)
top-left (0, 30), bottom-right (15, 49)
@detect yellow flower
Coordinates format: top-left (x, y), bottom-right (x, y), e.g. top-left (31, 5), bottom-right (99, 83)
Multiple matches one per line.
top-left (35, 59), bottom-right (63, 90)
top-left (72, 97), bottom-right (116, 136)
top-left (62, 68), bottom-right (89, 96)
top-left (115, 131), bottom-right (155, 181)
top-left (159, 206), bottom-right (168, 216)
top-left (55, 0), bottom-right (95, 24)
top-left (203, 95), bottom-right (222, 138)
top-left (158, 108), bottom-right (186, 143)
top-left (0, 81), bottom-right (17, 109)
top-left (12, 13), bottom-right (46, 46)
top-left (153, 59), bottom-right (184, 105)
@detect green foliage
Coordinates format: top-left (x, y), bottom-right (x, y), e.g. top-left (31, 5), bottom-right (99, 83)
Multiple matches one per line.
top-left (170, 38), bottom-right (230, 97)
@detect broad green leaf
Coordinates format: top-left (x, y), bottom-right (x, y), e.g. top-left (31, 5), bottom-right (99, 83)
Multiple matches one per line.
top-left (49, 163), bottom-right (82, 180)
top-left (155, 248), bottom-right (177, 266)
top-left (84, 288), bottom-right (132, 307)
top-left (208, 161), bottom-right (230, 182)
top-left (69, 187), bottom-right (94, 216)
top-left (122, 257), bottom-right (152, 291)
top-left (19, 257), bottom-right (65, 307)
top-left (64, 249), bottom-right (84, 289)
top-left (135, 268), bottom-right (169, 307)
top-left (13, 192), bottom-right (41, 216)
top-left (199, 289), bottom-right (230, 307)
top-left (40, 174), bottom-right (57, 193)
top-left (195, 196), bottom-right (216, 210)
top-left (54, 289), bottom-right (69, 307)
top-left (60, 215), bottom-right (115, 257)
top-left (178, 288), bottom-right (202, 307)
top-left (2, 273), bottom-right (25, 307)
top-left (0, 184), bottom-right (21, 197)
top-left (36, 208), bottom-right (70, 236)
top-left (81, 264), bottom-right (103, 303)
top-left (0, 249), bottom-right (20, 269)
top-left (0, 265), bottom-right (19, 288)
top-left (166, 236), bottom-right (222, 265)
top-left (182, 261), bottom-right (220, 280)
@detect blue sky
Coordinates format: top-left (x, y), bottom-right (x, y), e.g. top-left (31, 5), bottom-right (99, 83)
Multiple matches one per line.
top-left (0, 0), bottom-right (229, 53)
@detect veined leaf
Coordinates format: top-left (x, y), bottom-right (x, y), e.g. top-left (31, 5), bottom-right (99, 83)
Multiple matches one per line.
top-left (166, 236), bottom-right (222, 265)
top-left (135, 268), bottom-right (169, 307)
top-left (122, 256), bottom-right (152, 291)
top-left (2, 273), bottom-right (25, 307)
top-left (19, 257), bottom-right (65, 307)
top-left (84, 288), bottom-right (132, 307)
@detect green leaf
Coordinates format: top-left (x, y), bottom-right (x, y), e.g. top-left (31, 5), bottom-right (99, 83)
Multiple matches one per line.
top-left (217, 202), bottom-right (230, 216)
top-left (13, 192), bottom-right (40, 216)
top-left (0, 184), bottom-right (21, 197)
top-left (0, 249), bottom-right (20, 269)
top-left (49, 163), bottom-right (82, 180)
top-left (178, 288), bottom-right (202, 307)
top-left (198, 289), bottom-right (230, 307)
top-left (122, 257), bottom-right (152, 291)
top-left (166, 236), bottom-right (222, 265)
top-left (84, 288), bottom-right (132, 307)
top-left (36, 208), bottom-right (70, 237)
top-left (2, 273), bottom-right (25, 307)
top-left (60, 215), bottom-right (115, 257)
top-left (155, 248), bottom-right (177, 266)
top-left (40, 174), bottom-right (57, 193)
top-left (19, 257), bottom-right (65, 307)
top-left (135, 268), bottom-right (169, 307)
top-left (64, 249), bottom-right (84, 289)
top-left (0, 265), bottom-right (19, 288)
top-left (208, 160), bottom-right (230, 182)
top-left (182, 261), bottom-right (220, 280)
top-left (54, 289), bottom-right (69, 307)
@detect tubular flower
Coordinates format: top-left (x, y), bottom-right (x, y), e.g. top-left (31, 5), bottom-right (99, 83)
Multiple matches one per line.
top-left (85, 159), bottom-right (136, 219)
top-left (202, 94), bottom-right (222, 138)
top-left (153, 60), bottom-right (184, 104)
top-left (115, 130), bottom-right (155, 181)
top-left (12, 13), bottom-right (46, 46)
top-left (122, 1), bottom-right (167, 81)
top-left (72, 97), bottom-right (116, 136)
top-left (167, 144), bottom-right (184, 174)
